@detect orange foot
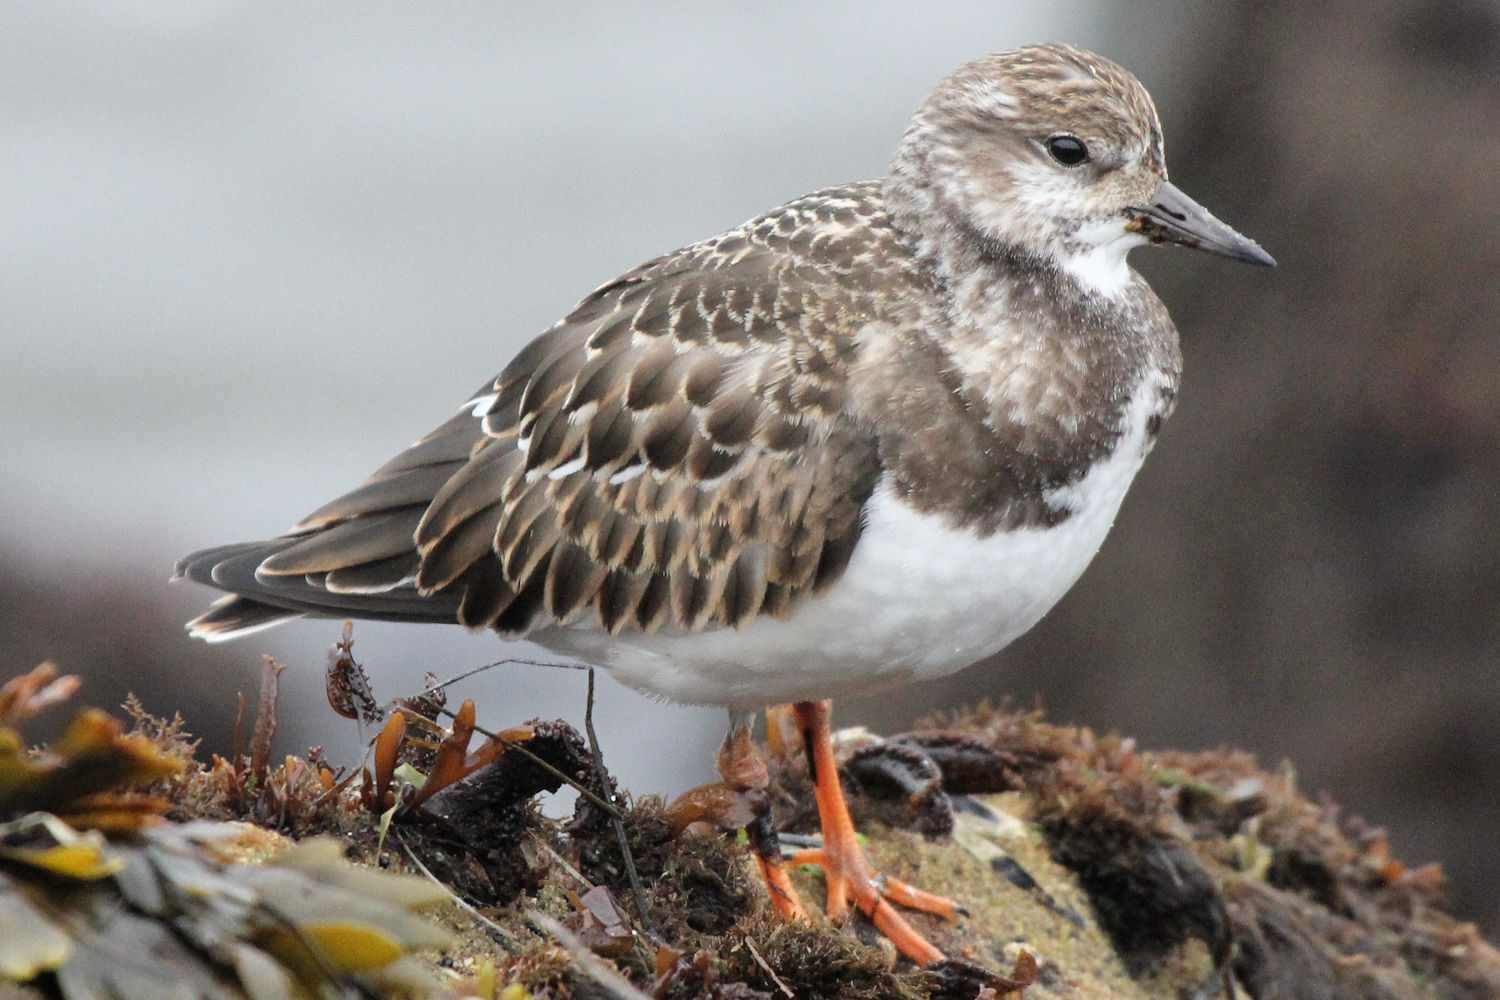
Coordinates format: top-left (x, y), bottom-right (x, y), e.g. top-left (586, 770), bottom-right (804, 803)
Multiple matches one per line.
top-left (779, 700), bottom-right (959, 966)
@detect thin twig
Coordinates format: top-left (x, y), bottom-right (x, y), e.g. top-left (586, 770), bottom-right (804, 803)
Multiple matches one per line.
top-left (309, 760), bottom-right (363, 808)
top-left (416, 656), bottom-right (587, 702)
top-left (395, 831), bottom-right (518, 952)
top-left (310, 733), bottom-right (372, 809)
top-left (583, 668), bottom-right (652, 932)
top-left (744, 937), bottom-right (794, 998)
top-left (405, 705), bottom-right (624, 820)
top-left (528, 832), bottom-right (594, 891)
top-left (258, 900), bottom-right (378, 997)
top-left (527, 831), bottom-right (655, 984)
top-left (526, 910), bottom-right (653, 1000)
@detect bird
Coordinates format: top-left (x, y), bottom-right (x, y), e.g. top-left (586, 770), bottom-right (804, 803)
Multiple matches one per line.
top-left (176, 43), bottom-right (1273, 965)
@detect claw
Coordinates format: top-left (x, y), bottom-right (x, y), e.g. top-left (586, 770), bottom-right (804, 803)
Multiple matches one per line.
top-left (788, 700), bottom-right (960, 965)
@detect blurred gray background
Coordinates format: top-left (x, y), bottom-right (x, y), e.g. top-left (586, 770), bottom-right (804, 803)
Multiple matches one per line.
top-left (4, 1), bottom-right (1497, 934)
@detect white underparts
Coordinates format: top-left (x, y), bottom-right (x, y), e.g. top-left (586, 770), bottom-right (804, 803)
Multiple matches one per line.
top-left (533, 370), bottom-right (1170, 708)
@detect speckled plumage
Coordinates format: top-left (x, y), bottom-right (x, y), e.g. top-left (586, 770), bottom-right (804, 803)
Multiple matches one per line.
top-left (178, 44), bottom-right (1270, 707)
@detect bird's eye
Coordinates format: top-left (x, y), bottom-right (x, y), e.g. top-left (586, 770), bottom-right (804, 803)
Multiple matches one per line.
top-left (1045, 134), bottom-right (1089, 167)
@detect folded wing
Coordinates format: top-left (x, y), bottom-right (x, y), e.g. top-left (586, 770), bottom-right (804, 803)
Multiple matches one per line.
top-left (179, 227), bottom-right (881, 642)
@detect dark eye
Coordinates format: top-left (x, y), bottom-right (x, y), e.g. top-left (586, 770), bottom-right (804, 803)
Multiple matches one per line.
top-left (1046, 134), bottom-right (1089, 166)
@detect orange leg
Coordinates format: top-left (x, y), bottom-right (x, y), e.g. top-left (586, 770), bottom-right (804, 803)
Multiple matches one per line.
top-left (666, 713), bottom-right (808, 922)
top-left (748, 809), bottom-right (808, 922)
top-left (722, 719), bottom-right (810, 922)
top-left (790, 699), bottom-right (956, 966)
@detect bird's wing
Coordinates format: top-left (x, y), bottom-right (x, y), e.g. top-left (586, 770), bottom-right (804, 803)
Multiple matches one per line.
top-left (180, 212), bottom-right (890, 640)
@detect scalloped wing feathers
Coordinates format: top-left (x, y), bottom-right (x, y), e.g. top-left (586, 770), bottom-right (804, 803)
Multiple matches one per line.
top-left (180, 184), bottom-right (902, 640)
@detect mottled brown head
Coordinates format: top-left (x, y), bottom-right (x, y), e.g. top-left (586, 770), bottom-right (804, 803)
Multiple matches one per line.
top-left (889, 43), bottom-right (1272, 290)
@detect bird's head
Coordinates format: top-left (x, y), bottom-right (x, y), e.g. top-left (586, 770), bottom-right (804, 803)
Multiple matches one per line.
top-left (889, 43), bottom-right (1273, 293)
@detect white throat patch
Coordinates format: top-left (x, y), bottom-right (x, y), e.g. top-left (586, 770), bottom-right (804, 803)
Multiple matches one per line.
top-left (1056, 220), bottom-right (1147, 298)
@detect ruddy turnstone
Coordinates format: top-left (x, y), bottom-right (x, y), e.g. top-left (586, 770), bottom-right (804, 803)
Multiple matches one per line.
top-left (178, 43), bottom-right (1272, 964)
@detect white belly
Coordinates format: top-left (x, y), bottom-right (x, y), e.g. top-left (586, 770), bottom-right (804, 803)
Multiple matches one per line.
top-left (535, 375), bottom-right (1166, 708)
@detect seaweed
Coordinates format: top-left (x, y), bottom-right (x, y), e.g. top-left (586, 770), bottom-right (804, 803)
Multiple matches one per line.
top-left (6, 638), bottom-right (1499, 999)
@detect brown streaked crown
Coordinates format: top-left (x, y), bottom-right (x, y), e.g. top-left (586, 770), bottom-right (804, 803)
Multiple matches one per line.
top-left (886, 43), bottom-right (1168, 265)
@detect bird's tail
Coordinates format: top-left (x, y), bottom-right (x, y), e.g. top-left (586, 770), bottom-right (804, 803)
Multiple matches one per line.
top-left (174, 529), bottom-right (460, 641)
top-left (185, 593), bottom-right (304, 642)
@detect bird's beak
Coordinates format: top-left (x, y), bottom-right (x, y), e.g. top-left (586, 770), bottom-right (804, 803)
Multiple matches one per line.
top-left (1126, 181), bottom-right (1275, 267)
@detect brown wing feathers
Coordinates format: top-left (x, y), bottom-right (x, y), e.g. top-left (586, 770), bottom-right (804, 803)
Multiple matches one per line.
top-left (181, 221), bottom-right (883, 642)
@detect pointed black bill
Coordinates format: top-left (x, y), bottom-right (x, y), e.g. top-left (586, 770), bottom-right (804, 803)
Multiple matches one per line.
top-left (1127, 181), bottom-right (1275, 267)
